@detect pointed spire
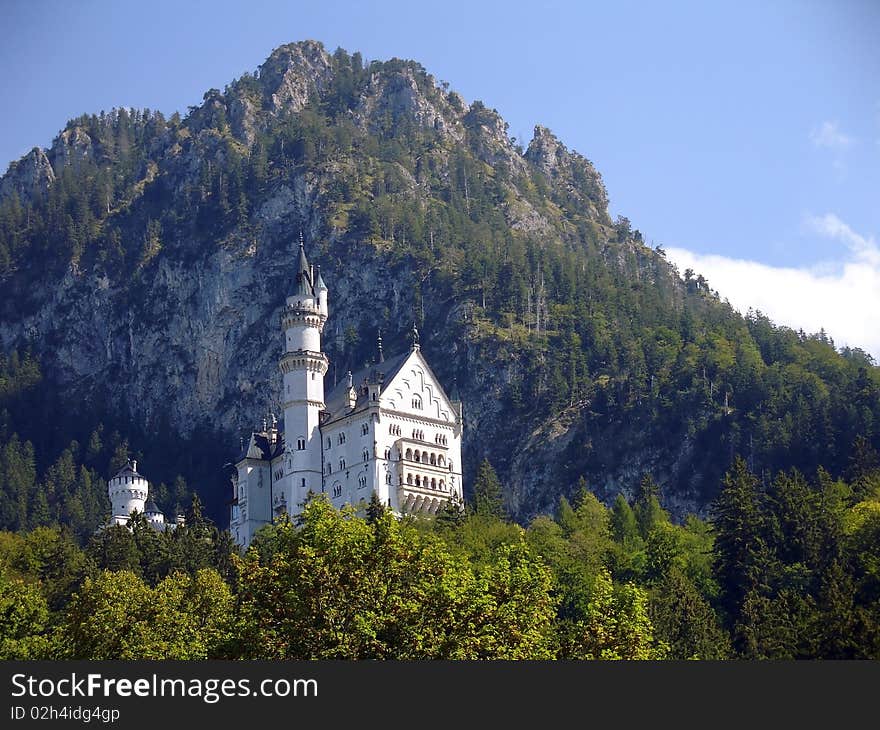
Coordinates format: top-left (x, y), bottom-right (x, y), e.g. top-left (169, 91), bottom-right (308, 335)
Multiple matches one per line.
top-left (377, 330), bottom-right (384, 363)
top-left (411, 322), bottom-right (420, 351)
top-left (314, 264), bottom-right (327, 292)
top-left (294, 231), bottom-right (313, 297)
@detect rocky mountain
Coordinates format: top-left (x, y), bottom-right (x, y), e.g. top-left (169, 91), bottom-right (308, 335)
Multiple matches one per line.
top-left (1, 40), bottom-right (878, 526)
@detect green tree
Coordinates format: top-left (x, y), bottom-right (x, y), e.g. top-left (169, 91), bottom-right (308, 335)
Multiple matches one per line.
top-left (472, 458), bottom-right (505, 519)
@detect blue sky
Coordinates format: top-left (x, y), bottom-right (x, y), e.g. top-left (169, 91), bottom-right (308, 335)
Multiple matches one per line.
top-left (3, 0), bottom-right (879, 355)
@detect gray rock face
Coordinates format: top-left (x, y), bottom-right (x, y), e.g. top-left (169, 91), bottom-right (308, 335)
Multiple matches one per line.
top-left (260, 40), bottom-right (333, 114)
top-left (0, 147), bottom-right (55, 202)
top-left (526, 125), bottom-right (610, 224)
top-left (49, 126), bottom-right (95, 171)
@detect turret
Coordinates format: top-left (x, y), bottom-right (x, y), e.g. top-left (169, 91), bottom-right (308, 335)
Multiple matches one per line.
top-left (315, 265), bottom-right (328, 318)
top-left (108, 459), bottom-right (149, 526)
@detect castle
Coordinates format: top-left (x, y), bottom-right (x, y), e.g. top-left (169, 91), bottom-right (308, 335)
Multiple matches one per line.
top-left (107, 459), bottom-right (180, 531)
top-left (229, 242), bottom-right (464, 548)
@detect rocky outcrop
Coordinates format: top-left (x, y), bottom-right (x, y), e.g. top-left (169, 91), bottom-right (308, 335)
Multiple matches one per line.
top-left (259, 40), bottom-right (333, 114)
top-left (526, 125), bottom-right (610, 224)
top-left (49, 126), bottom-right (95, 172)
top-left (0, 147), bottom-right (55, 202)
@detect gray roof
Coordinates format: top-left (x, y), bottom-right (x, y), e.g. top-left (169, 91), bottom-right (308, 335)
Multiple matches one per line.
top-left (294, 243), bottom-right (314, 297)
top-left (238, 431), bottom-right (285, 462)
top-left (112, 462), bottom-right (142, 479)
top-left (323, 350), bottom-right (411, 420)
top-left (144, 499), bottom-right (164, 516)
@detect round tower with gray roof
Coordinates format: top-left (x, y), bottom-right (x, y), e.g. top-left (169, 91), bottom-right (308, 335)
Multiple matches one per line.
top-left (108, 459), bottom-right (148, 526)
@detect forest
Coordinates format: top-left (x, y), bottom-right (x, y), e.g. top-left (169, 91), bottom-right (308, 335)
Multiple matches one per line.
top-left (2, 448), bottom-right (879, 660)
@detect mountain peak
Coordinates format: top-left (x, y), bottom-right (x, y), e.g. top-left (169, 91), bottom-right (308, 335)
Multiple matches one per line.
top-left (526, 124), bottom-right (610, 224)
top-left (258, 40), bottom-right (333, 113)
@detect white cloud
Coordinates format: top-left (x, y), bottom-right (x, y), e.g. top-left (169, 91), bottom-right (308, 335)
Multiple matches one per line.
top-left (809, 120), bottom-right (853, 150)
top-left (667, 215), bottom-right (880, 361)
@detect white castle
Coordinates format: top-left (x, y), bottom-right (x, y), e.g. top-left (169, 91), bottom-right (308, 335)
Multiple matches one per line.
top-left (230, 242), bottom-right (464, 547)
top-left (108, 459), bottom-right (179, 531)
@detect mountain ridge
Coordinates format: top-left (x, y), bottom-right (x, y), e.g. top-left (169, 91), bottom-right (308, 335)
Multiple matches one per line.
top-left (0, 40), bottom-right (877, 529)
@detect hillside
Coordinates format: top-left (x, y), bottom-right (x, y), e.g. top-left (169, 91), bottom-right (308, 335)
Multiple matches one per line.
top-left (0, 40), bottom-right (878, 530)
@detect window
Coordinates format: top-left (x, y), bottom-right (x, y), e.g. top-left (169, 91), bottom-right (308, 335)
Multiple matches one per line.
top-left (386, 472), bottom-right (392, 484)
top-left (384, 448), bottom-right (391, 459)
top-left (430, 454), bottom-right (436, 466)
top-left (407, 473), bottom-right (413, 485)
top-left (339, 458), bottom-right (346, 470)
top-left (439, 480), bottom-right (446, 491)
top-left (414, 451), bottom-right (421, 463)
top-left (362, 448), bottom-right (369, 462)
top-left (338, 433), bottom-right (346, 445)
top-left (361, 423), bottom-right (369, 436)
top-left (358, 475), bottom-right (367, 489)
top-left (326, 438), bottom-right (331, 449)
top-left (311, 372), bottom-right (315, 380)
top-left (422, 451), bottom-right (428, 463)
top-left (297, 438), bottom-right (306, 450)
top-left (326, 464), bottom-right (332, 475)
top-left (405, 448), bottom-right (412, 460)
top-left (412, 396), bottom-right (422, 409)
top-left (332, 484), bottom-right (342, 498)
top-left (301, 478), bottom-right (306, 489)
top-left (415, 476), bottom-right (421, 487)
top-left (431, 479), bottom-right (437, 490)
top-left (438, 455), bottom-right (446, 467)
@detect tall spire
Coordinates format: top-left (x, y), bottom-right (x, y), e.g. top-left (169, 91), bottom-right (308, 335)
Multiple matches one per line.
top-left (411, 322), bottom-right (420, 351)
top-left (295, 231), bottom-right (313, 297)
top-left (377, 330), bottom-right (384, 363)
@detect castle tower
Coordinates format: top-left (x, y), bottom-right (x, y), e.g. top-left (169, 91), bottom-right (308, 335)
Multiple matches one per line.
top-left (108, 459), bottom-right (148, 526)
top-left (280, 240), bottom-right (329, 505)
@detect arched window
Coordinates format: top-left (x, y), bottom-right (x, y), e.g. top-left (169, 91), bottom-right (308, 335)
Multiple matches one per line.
top-left (386, 472), bottom-right (392, 484)
top-left (326, 438), bottom-right (331, 449)
top-left (363, 448), bottom-right (369, 462)
top-left (430, 454), bottom-right (436, 466)
top-left (405, 448), bottom-right (412, 460)
top-left (412, 396), bottom-right (422, 409)
top-left (414, 452), bottom-right (421, 463)
top-left (407, 473), bottom-right (413, 485)
top-left (326, 463), bottom-right (332, 475)
top-left (438, 455), bottom-right (446, 467)
top-left (339, 458), bottom-right (346, 470)
top-left (439, 480), bottom-right (446, 491)
top-left (415, 476), bottom-right (421, 487)
top-left (361, 423), bottom-right (368, 436)
top-left (332, 484), bottom-right (342, 498)
top-left (422, 451), bottom-right (428, 463)
top-left (384, 448), bottom-right (391, 459)
top-left (431, 478), bottom-right (437, 490)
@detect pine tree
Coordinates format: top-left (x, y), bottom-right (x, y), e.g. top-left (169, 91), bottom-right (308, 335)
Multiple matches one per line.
top-left (472, 458), bottom-right (504, 519)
